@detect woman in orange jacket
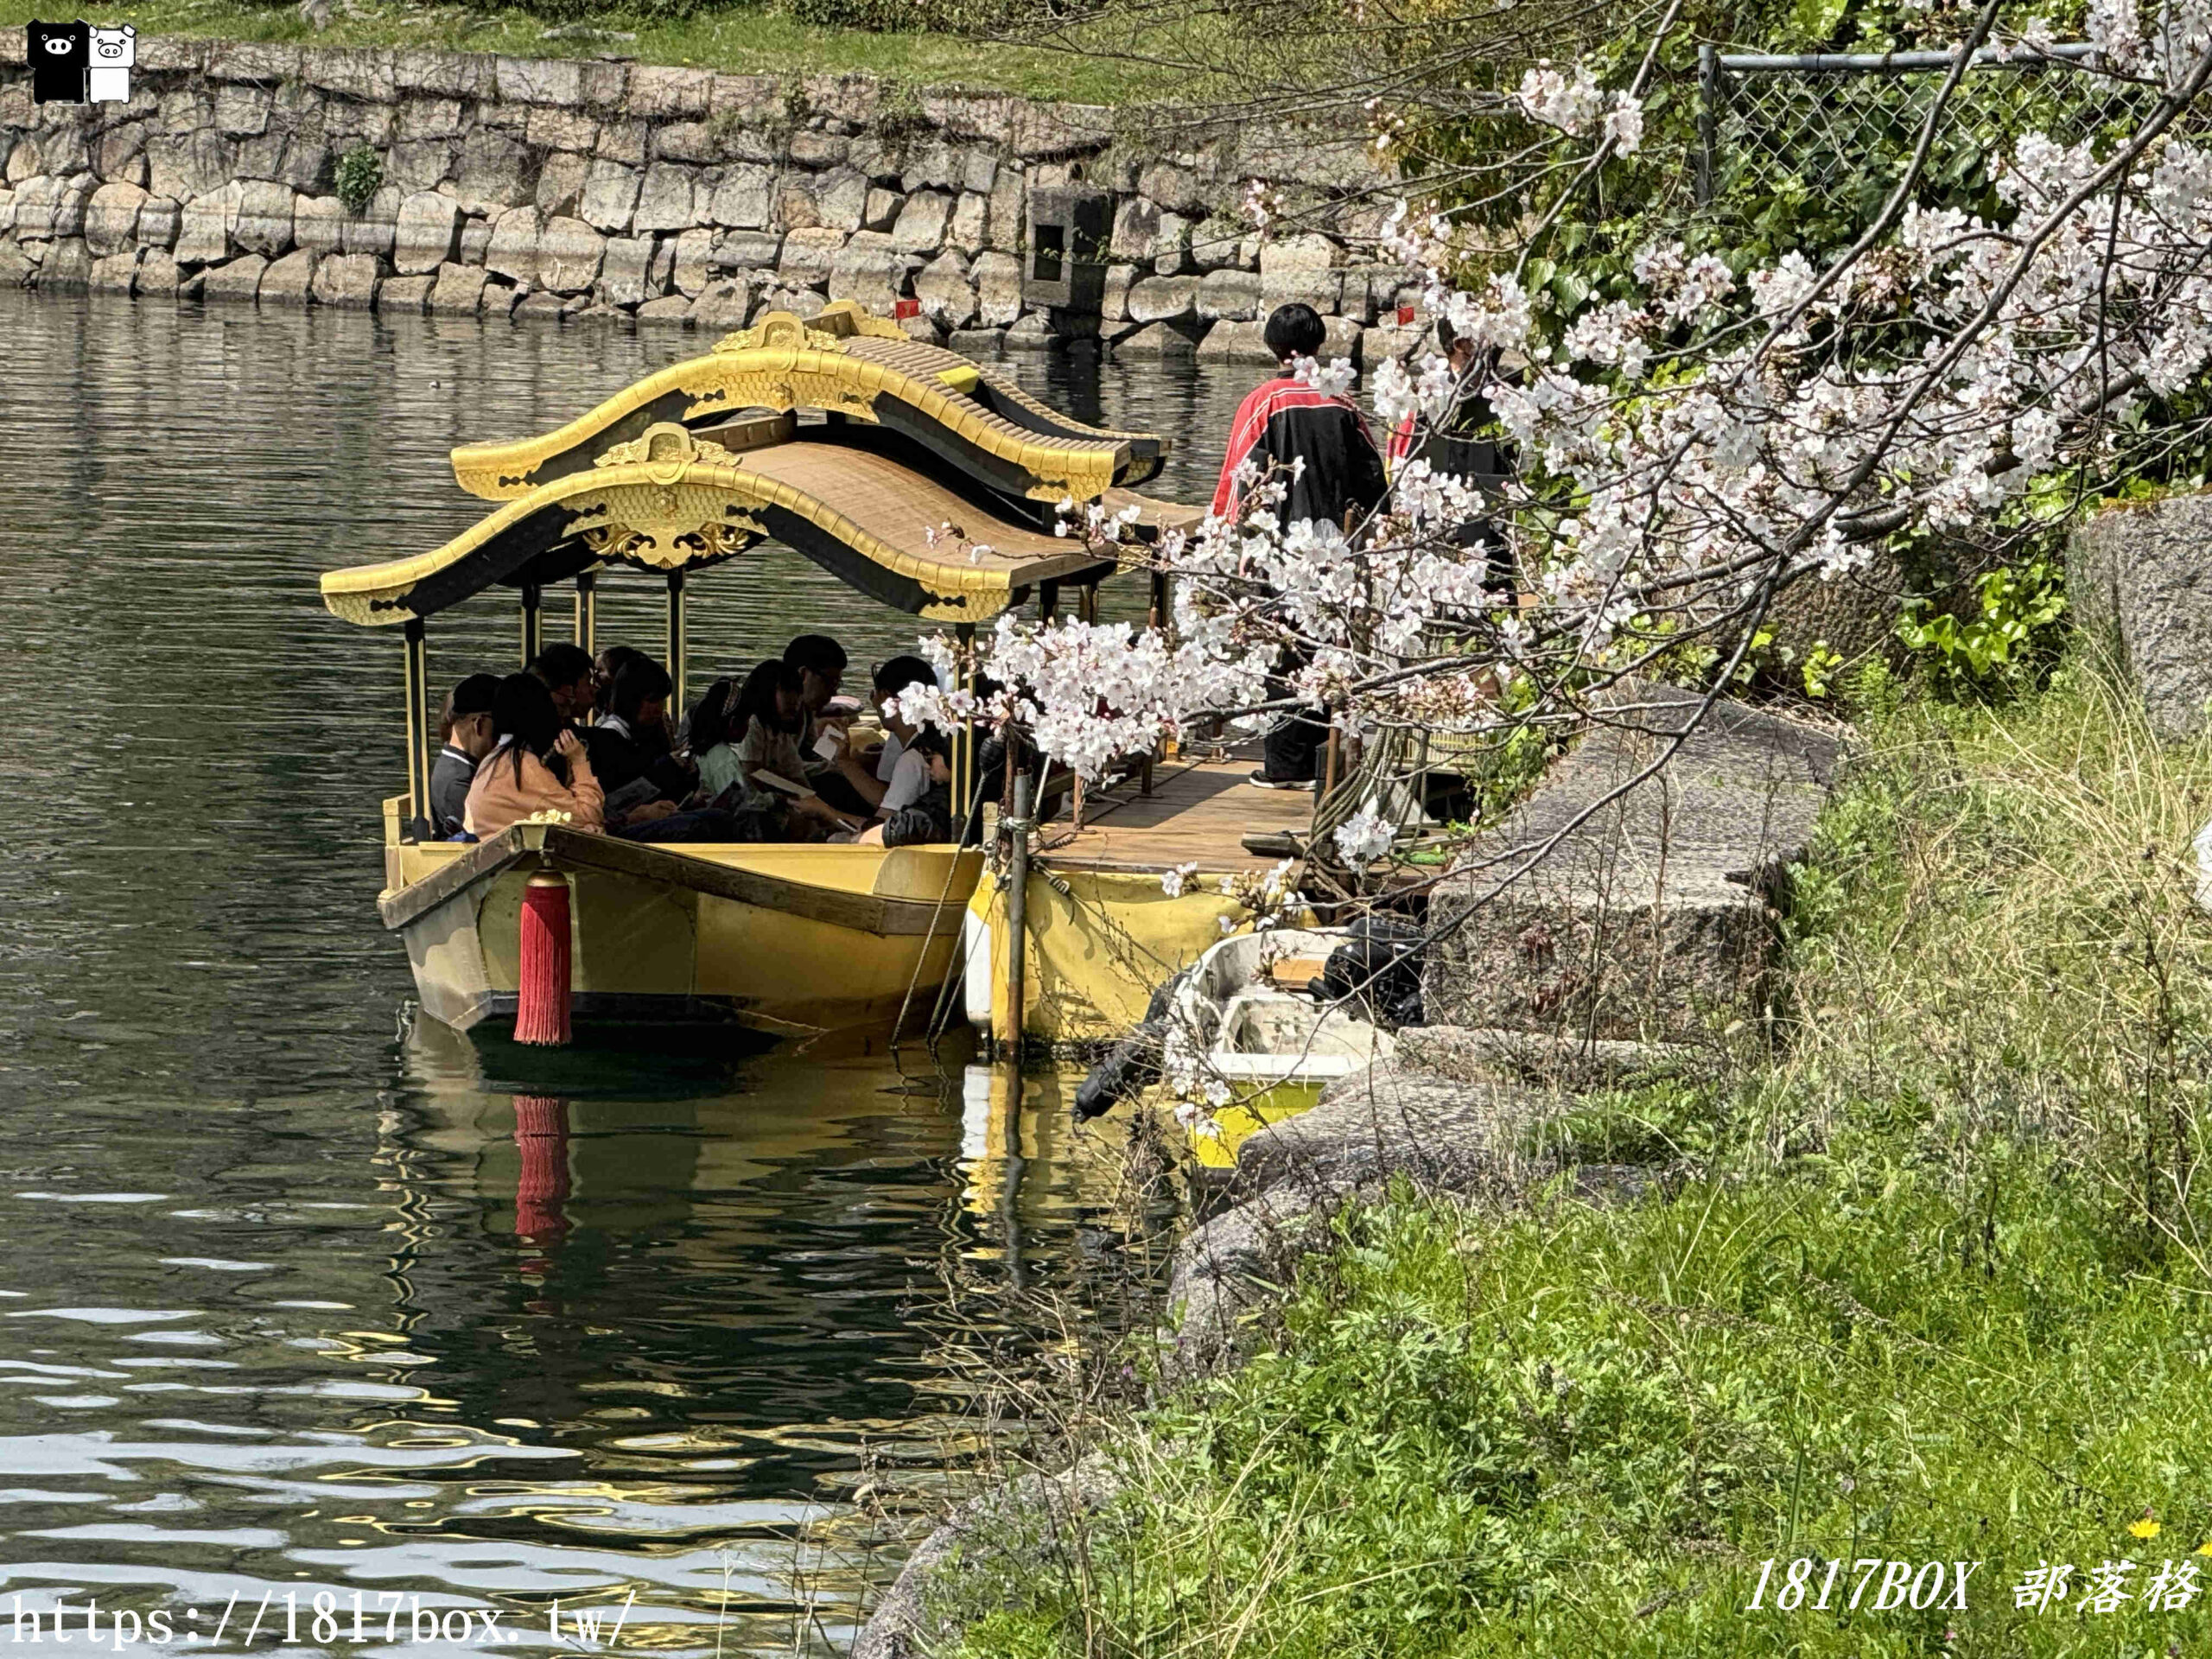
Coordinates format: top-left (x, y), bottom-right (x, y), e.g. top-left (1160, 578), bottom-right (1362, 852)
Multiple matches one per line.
top-left (463, 673), bottom-right (607, 838)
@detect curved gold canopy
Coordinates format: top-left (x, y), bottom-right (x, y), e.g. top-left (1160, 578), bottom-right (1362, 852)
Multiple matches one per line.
top-left (322, 423), bottom-right (1119, 626)
top-left (448, 302), bottom-right (1171, 506)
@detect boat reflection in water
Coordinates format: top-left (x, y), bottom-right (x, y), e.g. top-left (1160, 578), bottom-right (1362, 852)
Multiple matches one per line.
top-left (354, 1019), bottom-right (1172, 1653)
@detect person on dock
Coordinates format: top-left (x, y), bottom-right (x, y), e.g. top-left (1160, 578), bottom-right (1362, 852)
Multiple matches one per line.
top-left (429, 673), bottom-right (502, 839)
top-left (1212, 302), bottom-right (1388, 792)
top-left (1386, 316), bottom-right (1517, 594)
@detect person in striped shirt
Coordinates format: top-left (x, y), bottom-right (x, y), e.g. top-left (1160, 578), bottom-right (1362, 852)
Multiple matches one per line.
top-left (1212, 304), bottom-right (1388, 789)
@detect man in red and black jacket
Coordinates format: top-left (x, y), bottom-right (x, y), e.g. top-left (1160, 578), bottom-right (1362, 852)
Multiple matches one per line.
top-left (1212, 304), bottom-right (1389, 790)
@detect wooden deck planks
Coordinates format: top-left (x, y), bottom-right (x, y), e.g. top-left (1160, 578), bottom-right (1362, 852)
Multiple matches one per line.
top-left (1039, 753), bottom-right (1313, 873)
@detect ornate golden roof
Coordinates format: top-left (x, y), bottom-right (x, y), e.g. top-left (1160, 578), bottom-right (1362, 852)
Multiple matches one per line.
top-left (447, 302), bottom-right (1170, 505)
top-left (321, 423), bottom-right (1120, 626)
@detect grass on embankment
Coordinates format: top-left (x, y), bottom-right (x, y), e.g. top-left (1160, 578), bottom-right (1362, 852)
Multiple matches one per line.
top-left (0, 0), bottom-right (1173, 103)
top-left (938, 658), bottom-right (2212, 1657)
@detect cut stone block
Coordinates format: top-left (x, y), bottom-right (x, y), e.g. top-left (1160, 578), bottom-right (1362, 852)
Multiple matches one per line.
top-left (378, 271), bottom-right (435, 313)
top-left (688, 276), bottom-right (754, 330)
top-left (199, 251), bottom-right (269, 302)
top-left (87, 247), bottom-right (140, 293)
top-left (428, 258), bottom-right (487, 313)
top-left (1422, 685), bottom-right (1842, 1045)
top-left (578, 160), bottom-right (639, 235)
top-left (634, 293), bottom-right (693, 325)
top-left (293, 194), bottom-right (345, 256)
top-left (484, 204), bottom-right (540, 283)
top-left (391, 190), bottom-right (461, 274)
top-left (1259, 231), bottom-right (1344, 314)
top-left (1198, 267), bottom-right (1260, 322)
top-left (257, 247), bottom-right (318, 303)
top-left (2069, 490), bottom-right (2212, 740)
top-left (1124, 274), bottom-right (1197, 324)
top-left (598, 234), bottom-right (655, 307)
top-left (82, 180), bottom-right (147, 256)
top-left (1115, 320), bottom-right (1199, 356)
top-left (890, 189), bottom-right (952, 254)
top-left (538, 216), bottom-right (605, 295)
top-left (671, 226), bottom-right (714, 297)
top-left (1195, 319), bottom-right (1273, 364)
top-left (312, 251), bottom-right (382, 308)
top-left (232, 179), bottom-right (297, 257)
top-left (973, 249), bottom-right (1021, 327)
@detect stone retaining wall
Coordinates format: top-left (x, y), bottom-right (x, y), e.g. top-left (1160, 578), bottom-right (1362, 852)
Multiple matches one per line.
top-left (0, 29), bottom-right (1420, 361)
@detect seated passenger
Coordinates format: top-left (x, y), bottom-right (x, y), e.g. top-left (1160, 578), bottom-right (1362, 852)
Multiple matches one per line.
top-left (686, 677), bottom-right (738, 791)
top-left (824, 653), bottom-right (940, 816)
top-left (429, 673), bottom-right (502, 839)
top-left (785, 633), bottom-right (869, 814)
top-left (784, 634), bottom-right (848, 747)
top-left (531, 644), bottom-right (666, 826)
top-left (687, 668), bottom-right (855, 839)
top-left (877, 728), bottom-right (955, 847)
top-left (593, 645), bottom-right (643, 721)
top-left (463, 674), bottom-right (604, 838)
top-left (594, 657), bottom-right (695, 804)
top-left (730, 659), bottom-right (810, 790)
top-left (530, 643), bottom-right (597, 726)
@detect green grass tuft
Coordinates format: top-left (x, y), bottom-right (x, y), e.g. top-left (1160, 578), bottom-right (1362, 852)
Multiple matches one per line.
top-left (933, 654), bottom-right (2212, 1656)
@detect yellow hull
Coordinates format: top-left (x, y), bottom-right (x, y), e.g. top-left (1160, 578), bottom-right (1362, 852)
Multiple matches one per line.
top-left (1174, 1081), bottom-right (1327, 1169)
top-left (963, 867), bottom-right (1274, 1047)
top-left (383, 803), bottom-right (977, 1038)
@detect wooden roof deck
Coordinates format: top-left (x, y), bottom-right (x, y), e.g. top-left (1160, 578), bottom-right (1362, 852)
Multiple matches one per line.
top-left (1039, 749), bottom-right (1313, 874)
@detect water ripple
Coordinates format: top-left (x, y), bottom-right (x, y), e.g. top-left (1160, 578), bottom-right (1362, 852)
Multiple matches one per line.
top-left (0, 289), bottom-right (1205, 1653)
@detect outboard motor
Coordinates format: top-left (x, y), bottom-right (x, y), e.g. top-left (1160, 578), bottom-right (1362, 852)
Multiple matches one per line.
top-left (1311, 914), bottom-right (1427, 1028)
top-left (1073, 969), bottom-right (1189, 1120)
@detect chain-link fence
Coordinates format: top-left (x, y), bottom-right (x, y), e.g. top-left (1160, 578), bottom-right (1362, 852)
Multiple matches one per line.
top-left (1695, 43), bottom-right (2168, 221)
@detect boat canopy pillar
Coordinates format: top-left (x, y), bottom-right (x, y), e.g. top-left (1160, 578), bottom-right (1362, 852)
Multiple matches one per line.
top-left (520, 583), bottom-right (543, 667)
top-left (1077, 584), bottom-right (1099, 624)
top-left (575, 570), bottom-right (596, 653)
top-left (954, 620), bottom-right (976, 825)
top-left (403, 617), bottom-right (429, 841)
top-left (665, 569), bottom-right (688, 710)
top-left (1039, 578), bottom-right (1059, 620)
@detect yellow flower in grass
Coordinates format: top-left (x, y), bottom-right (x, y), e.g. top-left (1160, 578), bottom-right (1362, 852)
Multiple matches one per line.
top-left (2196, 1540), bottom-right (2212, 1558)
top-left (2130, 1518), bottom-right (2162, 1541)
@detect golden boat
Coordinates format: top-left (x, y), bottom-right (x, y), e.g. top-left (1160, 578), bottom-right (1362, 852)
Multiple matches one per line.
top-left (321, 302), bottom-right (1188, 1040)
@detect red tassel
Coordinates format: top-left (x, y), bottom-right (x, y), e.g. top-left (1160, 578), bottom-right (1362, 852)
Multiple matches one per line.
top-left (512, 1094), bottom-right (571, 1246)
top-left (515, 871), bottom-right (572, 1046)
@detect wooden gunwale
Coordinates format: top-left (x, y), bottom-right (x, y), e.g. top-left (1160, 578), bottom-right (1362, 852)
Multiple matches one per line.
top-left (378, 822), bottom-right (966, 938)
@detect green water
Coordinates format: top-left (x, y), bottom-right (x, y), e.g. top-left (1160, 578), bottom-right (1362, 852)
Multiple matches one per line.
top-left (0, 290), bottom-right (1251, 1652)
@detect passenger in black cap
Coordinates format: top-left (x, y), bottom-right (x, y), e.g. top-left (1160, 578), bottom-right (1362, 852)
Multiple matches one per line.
top-left (429, 673), bottom-right (502, 838)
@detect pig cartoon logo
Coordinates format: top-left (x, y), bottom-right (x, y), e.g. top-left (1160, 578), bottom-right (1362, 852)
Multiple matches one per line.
top-left (27, 20), bottom-right (89, 105)
top-left (87, 23), bottom-right (134, 102)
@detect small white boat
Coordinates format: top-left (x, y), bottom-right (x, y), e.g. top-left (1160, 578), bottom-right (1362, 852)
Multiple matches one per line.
top-left (1165, 926), bottom-right (1397, 1167)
